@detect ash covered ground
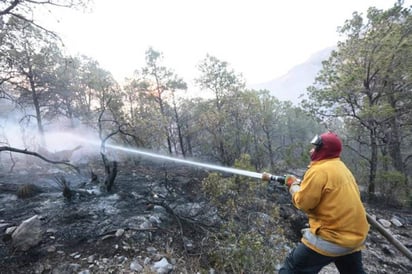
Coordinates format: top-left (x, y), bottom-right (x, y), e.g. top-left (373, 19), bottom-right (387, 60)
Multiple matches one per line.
top-left (0, 154), bottom-right (411, 274)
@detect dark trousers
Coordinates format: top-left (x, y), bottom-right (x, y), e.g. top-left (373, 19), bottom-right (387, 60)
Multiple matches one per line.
top-left (279, 243), bottom-right (366, 274)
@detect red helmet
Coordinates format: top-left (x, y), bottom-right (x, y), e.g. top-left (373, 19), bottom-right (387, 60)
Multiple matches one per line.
top-left (310, 132), bottom-right (342, 161)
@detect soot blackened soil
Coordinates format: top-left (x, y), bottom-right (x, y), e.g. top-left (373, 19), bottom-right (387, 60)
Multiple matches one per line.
top-left (0, 158), bottom-right (411, 274)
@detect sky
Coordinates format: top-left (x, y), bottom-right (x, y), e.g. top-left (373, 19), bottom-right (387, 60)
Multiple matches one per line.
top-left (41, 0), bottom-right (411, 87)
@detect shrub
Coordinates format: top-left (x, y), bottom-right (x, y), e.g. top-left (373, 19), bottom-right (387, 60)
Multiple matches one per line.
top-left (201, 154), bottom-right (292, 272)
top-left (16, 184), bottom-right (41, 199)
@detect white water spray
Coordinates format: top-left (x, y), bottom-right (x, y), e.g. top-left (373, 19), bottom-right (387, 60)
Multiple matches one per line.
top-left (69, 133), bottom-right (263, 179)
top-left (108, 143), bottom-right (263, 179)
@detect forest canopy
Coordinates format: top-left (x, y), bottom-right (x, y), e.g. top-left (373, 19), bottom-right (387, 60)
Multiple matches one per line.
top-left (0, 0), bottom-right (411, 206)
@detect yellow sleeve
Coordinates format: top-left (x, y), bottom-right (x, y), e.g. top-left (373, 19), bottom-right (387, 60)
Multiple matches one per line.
top-left (292, 168), bottom-right (327, 212)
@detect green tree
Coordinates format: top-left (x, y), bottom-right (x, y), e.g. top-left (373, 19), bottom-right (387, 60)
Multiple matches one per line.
top-left (75, 56), bottom-right (123, 127)
top-left (235, 90), bottom-right (284, 171)
top-left (1, 18), bottom-right (64, 143)
top-left (303, 2), bottom-right (412, 195)
top-left (176, 97), bottom-right (210, 158)
top-left (169, 78), bottom-right (189, 156)
top-left (122, 76), bottom-right (155, 148)
top-left (195, 55), bottom-right (245, 165)
top-left (131, 47), bottom-right (187, 154)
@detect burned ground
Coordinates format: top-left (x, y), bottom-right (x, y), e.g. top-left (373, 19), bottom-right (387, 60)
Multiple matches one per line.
top-left (0, 158), bottom-right (411, 274)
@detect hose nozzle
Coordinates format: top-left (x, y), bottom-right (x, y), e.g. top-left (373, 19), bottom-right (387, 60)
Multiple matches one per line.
top-left (261, 172), bottom-right (285, 184)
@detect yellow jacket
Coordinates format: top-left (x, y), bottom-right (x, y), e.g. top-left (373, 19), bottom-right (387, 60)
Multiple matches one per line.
top-left (292, 158), bottom-right (369, 257)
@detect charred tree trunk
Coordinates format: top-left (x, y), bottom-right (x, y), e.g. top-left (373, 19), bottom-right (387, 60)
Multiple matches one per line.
top-left (103, 156), bottom-right (117, 192)
top-left (368, 129), bottom-right (378, 195)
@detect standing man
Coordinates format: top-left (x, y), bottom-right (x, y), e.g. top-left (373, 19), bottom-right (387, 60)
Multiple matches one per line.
top-left (279, 131), bottom-right (369, 273)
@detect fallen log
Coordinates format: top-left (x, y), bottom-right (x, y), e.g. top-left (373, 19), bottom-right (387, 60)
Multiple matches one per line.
top-left (367, 213), bottom-right (412, 261)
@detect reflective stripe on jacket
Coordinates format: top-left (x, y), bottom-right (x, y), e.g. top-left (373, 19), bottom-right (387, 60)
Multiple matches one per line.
top-left (302, 229), bottom-right (364, 256)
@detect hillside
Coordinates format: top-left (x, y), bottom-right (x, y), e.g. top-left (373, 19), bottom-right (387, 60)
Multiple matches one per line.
top-left (249, 47), bottom-right (334, 104)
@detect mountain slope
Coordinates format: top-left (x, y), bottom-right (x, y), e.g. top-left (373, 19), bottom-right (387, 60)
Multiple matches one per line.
top-left (249, 47), bottom-right (334, 104)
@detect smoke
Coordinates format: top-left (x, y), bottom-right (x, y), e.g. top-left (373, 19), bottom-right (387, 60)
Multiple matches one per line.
top-left (0, 100), bottom-right (170, 165)
top-left (0, 101), bottom-right (103, 164)
top-left (0, 112), bottom-right (36, 149)
top-left (0, 118), bottom-right (96, 151)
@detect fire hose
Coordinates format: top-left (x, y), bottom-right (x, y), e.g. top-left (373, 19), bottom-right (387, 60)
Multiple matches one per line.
top-left (261, 173), bottom-right (412, 261)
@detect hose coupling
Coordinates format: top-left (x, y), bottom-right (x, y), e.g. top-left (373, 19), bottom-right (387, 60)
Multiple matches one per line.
top-left (261, 172), bottom-right (285, 184)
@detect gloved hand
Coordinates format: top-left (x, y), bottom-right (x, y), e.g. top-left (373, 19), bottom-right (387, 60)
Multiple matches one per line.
top-left (284, 175), bottom-right (299, 188)
top-left (284, 175), bottom-right (301, 195)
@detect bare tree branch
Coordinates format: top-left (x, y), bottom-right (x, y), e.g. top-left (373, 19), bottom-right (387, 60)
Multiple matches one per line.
top-left (0, 0), bottom-right (19, 16)
top-left (0, 0), bottom-right (91, 39)
top-left (0, 145), bottom-right (80, 173)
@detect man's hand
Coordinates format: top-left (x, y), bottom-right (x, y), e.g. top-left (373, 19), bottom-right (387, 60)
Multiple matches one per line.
top-left (285, 175), bottom-right (301, 195)
top-left (285, 175), bottom-right (299, 188)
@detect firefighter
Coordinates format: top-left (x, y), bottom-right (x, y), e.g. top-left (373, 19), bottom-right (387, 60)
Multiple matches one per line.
top-left (280, 131), bottom-right (369, 273)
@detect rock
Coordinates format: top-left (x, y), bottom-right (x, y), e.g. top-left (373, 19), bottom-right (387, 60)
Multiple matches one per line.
top-left (390, 216), bottom-right (403, 227)
top-left (144, 257), bottom-right (151, 265)
top-left (378, 218), bottom-right (391, 228)
top-left (140, 220), bottom-right (152, 229)
top-left (87, 255), bottom-right (95, 263)
top-left (146, 246), bottom-right (157, 253)
top-left (115, 255), bottom-right (127, 263)
top-left (115, 228), bottom-right (125, 237)
top-left (47, 245), bottom-right (56, 252)
top-left (46, 228), bottom-right (58, 234)
top-left (149, 215), bottom-right (161, 225)
top-left (130, 259), bottom-right (143, 272)
top-left (151, 257), bottom-right (173, 274)
top-left (5, 226), bottom-right (17, 234)
top-left (11, 215), bottom-right (42, 251)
